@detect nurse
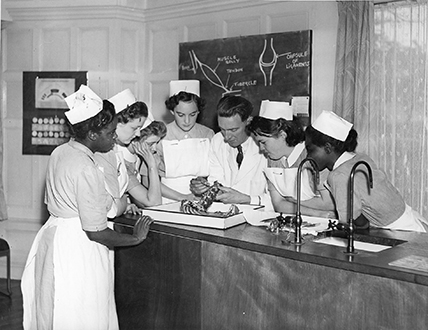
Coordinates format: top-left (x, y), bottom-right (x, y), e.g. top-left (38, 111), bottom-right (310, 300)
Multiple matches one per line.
top-left (95, 89), bottom-right (161, 217)
top-left (158, 80), bottom-right (214, 203)
top-left (248, 100), bottom-right (335, 217)
top-left (130, 120), bottom-right (167, 189)
top-left (305, 110), bottom-right (428, 232)
top-left (21, 85), bottom-right (153, 330)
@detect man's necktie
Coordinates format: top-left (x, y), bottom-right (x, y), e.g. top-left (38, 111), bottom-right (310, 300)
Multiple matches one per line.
top-left (236, 145), bottom-right (244, 169)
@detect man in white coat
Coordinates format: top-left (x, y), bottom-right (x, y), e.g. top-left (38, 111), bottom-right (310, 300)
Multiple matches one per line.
top-left (190, 95), bottom-right (272, 210)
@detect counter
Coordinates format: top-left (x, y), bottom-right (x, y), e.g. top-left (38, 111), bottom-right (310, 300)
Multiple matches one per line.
top-left (114, 214), bottom-right (428, 330)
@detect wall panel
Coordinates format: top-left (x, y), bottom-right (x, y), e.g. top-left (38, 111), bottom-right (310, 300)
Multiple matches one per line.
top-left (149, 80), bottom-right (172, 123)
top-left (80, 27), bottom-right (109, 71)
top-left (120, 81), bottom-right (138, 96)
top-left (5, 128), bottom-right (34, 209)
top-left (85, 75), bottom-right (111, 99)
top-left (5, 28), bottom-right (33, 71)
top-left (120, 29), bottom-right (138, 74)
top-left (223, 16), bottom-right (261, 38)
top-left (270, 12), bottom-right (309, 33)
top-left (186, 22), bottom-right (217, 42)
top-left (4, 80), bottom-right (22, 120)
top-left (149, 27), bottom-right (180, 74)
top-left (41, 28), bottom-right (71, 70)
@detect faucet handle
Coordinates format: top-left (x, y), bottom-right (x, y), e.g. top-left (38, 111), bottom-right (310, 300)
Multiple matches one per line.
top-left (327, 219), bottom-right (338, 230)
top-left (327, 220), bottom-right (349, 232)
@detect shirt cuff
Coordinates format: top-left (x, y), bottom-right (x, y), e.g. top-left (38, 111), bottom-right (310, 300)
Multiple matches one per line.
top-left (250, 195), bottom-right (261, 205)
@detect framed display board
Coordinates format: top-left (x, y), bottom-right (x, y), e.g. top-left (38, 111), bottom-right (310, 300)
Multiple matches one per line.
top-left (22, 71), bottom-right (87, 155)
top-left (179, 30), bottom-right (312, 131)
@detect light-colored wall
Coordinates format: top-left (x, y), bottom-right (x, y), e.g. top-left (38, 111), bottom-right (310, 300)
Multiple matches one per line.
top-left (0, 0), bottom-right (338, 279)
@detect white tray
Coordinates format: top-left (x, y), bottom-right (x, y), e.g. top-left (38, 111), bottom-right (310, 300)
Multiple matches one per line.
top-left (143, 202), bottom-right (263, 229)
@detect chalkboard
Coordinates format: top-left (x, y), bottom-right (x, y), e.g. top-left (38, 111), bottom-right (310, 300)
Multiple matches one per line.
top-left (179, 30), bottom-right (312, 131)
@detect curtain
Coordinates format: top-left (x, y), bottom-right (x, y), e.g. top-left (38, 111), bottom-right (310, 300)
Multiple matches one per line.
top-left (0, 113), bottom-right (7, 220)
top-left (372, 1), bottom-right (428, 218)
top-left (333, 0), bottom-right (374, 153)
top-left (0, 26), bottom-right (7, 221)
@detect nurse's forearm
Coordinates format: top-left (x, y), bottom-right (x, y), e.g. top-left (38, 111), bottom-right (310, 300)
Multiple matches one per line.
top-left (272, 199), bottom-right (296, 214)
top-left (146, 167), bottom-right (162, 205)
top-left (298, 205), bottom-right (335, 218)
top-left (161, 183), bottom-right (192, 201)
top-left (299, 193), bottom-right (335, 211)
top-left (86, 227), bottom-right (143, 248)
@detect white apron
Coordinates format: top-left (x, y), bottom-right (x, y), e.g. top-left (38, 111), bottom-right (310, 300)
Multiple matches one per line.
top-left (264, 167), bottom-right (316, 201)
top-left (162, 138), bottom-right (210, 203)
top-left (21, 216), bottom-right (118, 330)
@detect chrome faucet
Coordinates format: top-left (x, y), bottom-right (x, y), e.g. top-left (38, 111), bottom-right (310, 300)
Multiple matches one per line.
top-left (347, 161), bottom-right (373, 254)
top-left (293, 157), bottom-right (319, 245)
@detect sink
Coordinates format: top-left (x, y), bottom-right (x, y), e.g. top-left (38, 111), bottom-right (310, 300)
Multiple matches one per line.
top-left (313, 232), bottom-right (407, 253)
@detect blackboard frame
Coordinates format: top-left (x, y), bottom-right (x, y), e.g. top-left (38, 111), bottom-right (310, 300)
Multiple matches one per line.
top-left (179, 30), bottom-right (312, 131)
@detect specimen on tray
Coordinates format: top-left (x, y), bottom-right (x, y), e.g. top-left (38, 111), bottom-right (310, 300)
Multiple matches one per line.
top-left (180, 181), bottom-right (240, 218)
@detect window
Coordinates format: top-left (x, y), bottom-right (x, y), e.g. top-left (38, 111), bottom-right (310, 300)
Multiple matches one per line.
top-left (372, 1), bottom-right (428, 217)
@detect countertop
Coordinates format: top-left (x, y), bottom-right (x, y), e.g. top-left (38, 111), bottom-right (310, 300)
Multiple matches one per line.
top-left (114, 214), bottom-right (428, 286)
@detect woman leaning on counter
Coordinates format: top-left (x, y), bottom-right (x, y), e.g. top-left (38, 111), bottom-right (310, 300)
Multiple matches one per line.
top-left (95, 89), bottom-right (162, 217)
top-left (248, 100), bottom-right (336, 218)
top-left (21, 85), bottom-right (153, 330)
top-left (304, 110), bottom-right (428, 232)
top-left (132, 120), bottom-right (167, 189)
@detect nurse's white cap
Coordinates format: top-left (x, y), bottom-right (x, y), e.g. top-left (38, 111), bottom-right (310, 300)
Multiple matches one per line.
top-left (169, 80), bottom-right (200, 97)
top-left (64, 85), bottom-right (103, 125)
top-left (259, 100), bottom-right (293, 120)
top-left (142, 111), bottom-right (155, 129)
top-left (312, 110), bottom-right (353, 142)
top-left (108, 89), bottom-right (137, 114)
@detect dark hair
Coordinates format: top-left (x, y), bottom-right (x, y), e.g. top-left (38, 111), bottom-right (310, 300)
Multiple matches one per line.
top-left (116, 101), bottom-right (148, 124)
top-left (217, 95), bottom-right (253, 121)
top-left (68, 100), bottom-right (116, 140)
top-left (305, 125), bottom-right (358, 153)
top-left (165, 91), bottom-right (205, 112)
top-left (249, 116), bottom-right (305, 147)
top-left (138, 121), bottom-right (167, 141)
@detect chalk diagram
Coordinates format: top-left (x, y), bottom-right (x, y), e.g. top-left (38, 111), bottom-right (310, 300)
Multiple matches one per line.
top-left (183, 37), bottom-right (306, 93)
top-left (185, 49), bottom-right (242, 97)
top-left (259, 38), bottom-right (289, 86)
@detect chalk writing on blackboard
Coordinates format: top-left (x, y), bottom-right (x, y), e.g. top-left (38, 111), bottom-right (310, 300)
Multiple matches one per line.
top-left (259, 38), bottom-right (310, 86)
top-left (179, 30), bottom-right (312, 131)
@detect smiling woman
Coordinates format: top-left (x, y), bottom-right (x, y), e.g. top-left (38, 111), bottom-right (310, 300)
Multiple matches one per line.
top-left (157, 80), bottom-right (215, 203)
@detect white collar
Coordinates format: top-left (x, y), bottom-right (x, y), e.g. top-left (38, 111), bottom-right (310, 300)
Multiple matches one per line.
top-left (116, 144), bottom-right (137, 163)
top-left (236, 135), bottom-right (251, 153)
top-left (287, 142), bottom-right (305, 167)
top-left (333, 151), bottom-right (356, 170)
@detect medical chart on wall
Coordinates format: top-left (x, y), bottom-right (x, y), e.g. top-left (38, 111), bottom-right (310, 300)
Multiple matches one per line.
top-left (178, 30), bottom-right (312, 131)
top-left (22, 71), bottom-right (87, 155)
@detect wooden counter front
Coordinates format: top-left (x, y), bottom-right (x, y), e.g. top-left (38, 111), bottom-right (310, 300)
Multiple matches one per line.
top-left (114, 215), bottom-right (428, 330)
